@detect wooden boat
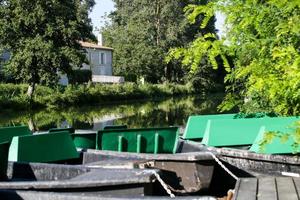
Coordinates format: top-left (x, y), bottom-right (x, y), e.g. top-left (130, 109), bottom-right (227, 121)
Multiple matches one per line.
top-left (82, 149), bottom-right (217, 194)
top-left (179, 138), bottom-right (300, 177)
top-left (180, 114), bottom-right (300, 177)
top-left (0, 125), bottom-right (224, 199)
top-left (0, 161), bottom-right (161, 199)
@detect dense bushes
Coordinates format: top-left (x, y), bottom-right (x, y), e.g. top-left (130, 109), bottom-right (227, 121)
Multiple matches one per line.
top-left (0, 83), bottom-right (196, 110)
top-left (68, 70), bottom-right (92, 84)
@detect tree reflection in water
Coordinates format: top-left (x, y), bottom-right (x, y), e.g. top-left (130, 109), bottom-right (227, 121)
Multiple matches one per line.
top-left (0, 94), bottom-right (226, 131)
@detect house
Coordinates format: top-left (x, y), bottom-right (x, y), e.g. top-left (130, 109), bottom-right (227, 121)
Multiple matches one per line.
top-left (60, 39), bottom-right (124, 85)
top-left (1, 38), bottom-right (124, 85)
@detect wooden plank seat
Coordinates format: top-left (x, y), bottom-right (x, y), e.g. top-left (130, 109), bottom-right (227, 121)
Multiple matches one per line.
top-left (234, 177), bottom-right (300, 200)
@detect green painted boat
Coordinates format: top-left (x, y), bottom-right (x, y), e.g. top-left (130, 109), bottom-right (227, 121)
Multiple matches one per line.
top-left (72, 133), bottom-right (96, 149)
top-left (8, 131), bottom-right (79, 162)
top-left (250, 123), bottom-right (300, 154)
top-left (182, 114), bottom-right (237, 140)
top-left (0, 126), bottom-right (32, 143)
top-left (97, 127), bottom-right (179, 154)
top-left (71, 125), bottom-right (127, 149)
top-left (201, 117), bottom-right (299, 147)
top-left (0, 142), bottom-right (10, 179)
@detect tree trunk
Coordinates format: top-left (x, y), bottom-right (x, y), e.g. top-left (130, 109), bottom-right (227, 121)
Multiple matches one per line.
top-left (155, 0), bottom-right (161, 46)
top-left (28, 117), bottom-right (37, 132)
top-left (27, 82), bottom-right (36, 99)
top-left (164, 62), bottom-right (172, 82)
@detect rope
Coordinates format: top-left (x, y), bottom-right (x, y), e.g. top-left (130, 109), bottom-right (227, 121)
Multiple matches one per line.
top-left (206, 152), bottom-right (238, 181)
top-left (153, 172), bottom-right (176, 198)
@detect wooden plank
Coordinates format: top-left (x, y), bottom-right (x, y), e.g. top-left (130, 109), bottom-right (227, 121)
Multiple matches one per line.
top-left (276, 177), bottom-right (298, 200)
top-left (232, 179), bottom-right (241, 200)
top-left (234, 178), bottom-right (257, 200)
top-left (293, 178), bottom-right (300, 199)
top-left (257, 177), bottom-right (277, 200)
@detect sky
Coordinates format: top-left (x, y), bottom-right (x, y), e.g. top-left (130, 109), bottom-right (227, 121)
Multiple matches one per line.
top-left (90, 0), bottom-right (115, 34)
top-left (89, 0), bottom-right (225, 37)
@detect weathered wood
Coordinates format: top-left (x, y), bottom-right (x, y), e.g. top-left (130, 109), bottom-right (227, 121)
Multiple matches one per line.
top-left (276, 177), bottom-right (298, 200)
top-left (293, 177), bottom-right (300, 197)
top-left (234, 177), bottom-right (300, 200)
top-left (83, 150), bottom-right (214, 162)
top-left (257, 177), bottom-right (277, 200)
top-left (180, 140), bottom-right (300, 176)
top-left (82, 150), bottom-right (215, 194)
top-left (234, 178), bottom-right (257, 200)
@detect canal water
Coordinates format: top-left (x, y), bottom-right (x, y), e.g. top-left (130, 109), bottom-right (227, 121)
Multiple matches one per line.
top-left (0, 94), bottom-right (227, 131)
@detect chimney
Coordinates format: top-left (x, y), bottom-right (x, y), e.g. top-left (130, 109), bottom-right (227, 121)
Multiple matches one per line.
top-left (98, 33), bottom-right (103, 46)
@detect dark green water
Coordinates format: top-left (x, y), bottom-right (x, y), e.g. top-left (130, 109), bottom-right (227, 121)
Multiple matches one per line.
top-left (0, 94), bottom-right (226, 131)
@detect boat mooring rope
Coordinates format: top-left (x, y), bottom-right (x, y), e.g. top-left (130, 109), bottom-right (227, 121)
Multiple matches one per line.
top-left (153, 172), bottom-right (176, 198)
top-left (206, 152), bottom-right (238, 181)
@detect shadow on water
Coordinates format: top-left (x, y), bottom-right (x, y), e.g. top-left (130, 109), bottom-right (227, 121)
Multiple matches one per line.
top-left (0, 94), bottom-right (227, 131)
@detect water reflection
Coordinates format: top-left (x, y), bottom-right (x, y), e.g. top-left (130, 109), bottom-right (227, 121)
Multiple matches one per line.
top-left (0, 95), bottom-right (225, 131)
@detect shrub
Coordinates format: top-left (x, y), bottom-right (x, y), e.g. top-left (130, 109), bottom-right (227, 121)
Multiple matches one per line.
top-left (0, 83), bottom-right (196, 110)
top-left (68, 69), bottom-right (92, 84)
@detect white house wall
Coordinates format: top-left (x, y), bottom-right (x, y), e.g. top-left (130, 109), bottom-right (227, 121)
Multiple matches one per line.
top-left (83, 48), bottom-right (113, 76)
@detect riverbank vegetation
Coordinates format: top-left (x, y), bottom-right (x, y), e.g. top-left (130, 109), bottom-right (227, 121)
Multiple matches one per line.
top-left (1, 0), bottom-right (298, 115)
top-left (168, 0), bottom-right (300, 115)
top-left (0, 83), bottom-right (211, 111)
top-left (102, 0), bottom-right (226, 89)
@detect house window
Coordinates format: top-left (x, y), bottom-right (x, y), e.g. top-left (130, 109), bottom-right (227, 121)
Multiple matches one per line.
top-left (100, 53), bottom-right (105, 65)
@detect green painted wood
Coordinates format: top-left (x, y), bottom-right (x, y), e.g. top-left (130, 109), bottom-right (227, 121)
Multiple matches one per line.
top-left (72, 133), bottom-right (96, 149)
top-left (48, 127), bottom-right (75, 134)
top-left (0, 142), bottom-right (10, 180)
top-left (202, 117), bottom-right (299, 147)
top-left (103, 125), bottom-right (127, 130)
top-left (250, 121), bottom-right (300, 154)
top-left (8, 131), bottom-right (79, 162)
top-left (0, 126), bottom-right (31, 143)
top-left (182, 114), bottom-right (237, 140)
top-left (97, 127), bottom-right (179, 154)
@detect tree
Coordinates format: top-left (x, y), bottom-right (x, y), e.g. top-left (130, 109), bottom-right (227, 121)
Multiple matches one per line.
top-left (169, 0), bottom-right (300, 115)
top-left (102, 0), bottom-right (217, 83)
top-left (0, 0), bottom-right (96, 98)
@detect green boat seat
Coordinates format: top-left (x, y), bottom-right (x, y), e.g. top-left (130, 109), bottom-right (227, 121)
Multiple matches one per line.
top-left (9, 131), bottom-right (79, 162)
top-left (72, 133), bottom-right (96, 149)
top-left (202, 117), bottom-right (299, 147)
top-left (182, 114), bottom-right (237, 140)
top-left (0, 125), bottom-right (32, 143)
top-left (0, 142), bottom-right (10, 179)
top-left (48, 127), bottom-right (75, 134)
top-left (97, 127), bottom-right (179, 154)
top-left (104, 125), bottom-right (127, 130)
top-left (250, 122), bottom-right (300, 154)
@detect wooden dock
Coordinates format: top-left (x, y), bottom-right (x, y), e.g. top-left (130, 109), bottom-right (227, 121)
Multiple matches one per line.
top-left (233, 177), bottom-right (300, 200)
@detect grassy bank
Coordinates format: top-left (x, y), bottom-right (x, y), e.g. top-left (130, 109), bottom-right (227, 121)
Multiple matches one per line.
top-left (0, 83), bottom-right (196, 110)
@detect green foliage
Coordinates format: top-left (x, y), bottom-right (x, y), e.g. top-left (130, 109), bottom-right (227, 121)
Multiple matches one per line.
top-left (0, 0), bottom-right (95, 93)
top-left (169, 0), bottom-right (300, 115)
top-left (68, 69), bottom-right (92, 84)
top-left (102, 0), bottom-right (214, 83)
top-left (0, 83), bottom-right (195, 110)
